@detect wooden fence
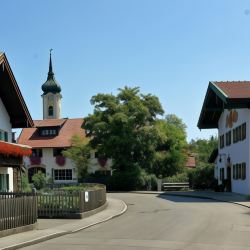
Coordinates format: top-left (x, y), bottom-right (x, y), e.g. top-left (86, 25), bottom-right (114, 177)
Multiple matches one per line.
top-left (0, 192), bottom-right (37, 232)
top-left (37, 187), bottom-right (106, 218)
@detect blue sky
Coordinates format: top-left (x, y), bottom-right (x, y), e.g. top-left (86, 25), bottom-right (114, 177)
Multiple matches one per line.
top-left (2, 0), bottom-right (250, 141)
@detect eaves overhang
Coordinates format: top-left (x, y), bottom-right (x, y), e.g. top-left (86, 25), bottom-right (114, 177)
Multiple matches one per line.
top-left (0, 53), bottom-right (33, 128)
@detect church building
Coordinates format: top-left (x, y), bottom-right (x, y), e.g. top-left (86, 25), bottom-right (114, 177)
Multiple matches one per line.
top-left (18, 52), bottom-right (111, 184)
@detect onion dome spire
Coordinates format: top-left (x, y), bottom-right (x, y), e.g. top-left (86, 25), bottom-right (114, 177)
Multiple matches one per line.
top-left (41, 49), bottom-right (61, 94)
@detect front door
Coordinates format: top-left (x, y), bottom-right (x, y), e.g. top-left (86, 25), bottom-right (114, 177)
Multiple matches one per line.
top-left (226, 166), bottom-right (232, 192)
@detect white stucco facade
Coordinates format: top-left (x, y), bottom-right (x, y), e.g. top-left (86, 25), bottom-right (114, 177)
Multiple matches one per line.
top-left (217, 109), bottom-right (250, 195)
top-left (0, 98), bottom-right (12, 142)
top-left (24, 149), bottom-right (112, 184)
top-left (42, 93), bottom-right (62, 119)
top-left (0, 97), bottom-right (14, 191)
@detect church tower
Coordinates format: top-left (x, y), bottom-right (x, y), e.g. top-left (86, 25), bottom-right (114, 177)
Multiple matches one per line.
top-left (41, 50), bottom-right (62, 119)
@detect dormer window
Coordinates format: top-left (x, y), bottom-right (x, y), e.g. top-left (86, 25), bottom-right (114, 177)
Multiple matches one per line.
top-left (39, 127), bottom-right (58, 136)
top-left (48, 106), bottom-right (53, 116)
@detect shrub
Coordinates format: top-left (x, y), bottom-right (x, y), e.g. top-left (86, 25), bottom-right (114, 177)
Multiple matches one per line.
top-left (32, 171), bottom-right (46, 190)
top-left (188, 165), bottom-right (215, 190)
top-left (105, 166), bottom-right (157, 191)
top-left (163, 172), bottom-right (189, 183)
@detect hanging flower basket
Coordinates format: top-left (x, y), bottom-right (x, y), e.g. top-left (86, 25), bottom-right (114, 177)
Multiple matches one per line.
top-left (0, 141), bottom-right (32, 157)
top-left (98, 157), bottom-right (108, 167)
top-left (56, 155), bottom-right (66, 166)
top-left (30, 156), bottom-right (41, 165)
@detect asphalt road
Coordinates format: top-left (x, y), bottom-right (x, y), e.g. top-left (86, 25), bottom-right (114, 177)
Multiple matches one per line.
top-left (22, 193), bottom-right (250, 250)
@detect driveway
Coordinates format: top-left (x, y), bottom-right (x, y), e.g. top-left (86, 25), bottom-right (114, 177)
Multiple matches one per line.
top-left (22, 193), bottom-right (250, 250)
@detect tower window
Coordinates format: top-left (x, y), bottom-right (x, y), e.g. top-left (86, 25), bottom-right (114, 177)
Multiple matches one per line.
top-left (48, 106), bottom-right (53, 116)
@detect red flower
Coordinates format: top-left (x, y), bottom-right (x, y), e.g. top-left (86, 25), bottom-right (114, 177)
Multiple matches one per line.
top-left (0, 141), bottom-right (32, 157)
top-left (56, 155), bottom-right (66, 166)
top-left (98, 157), bottom-right (107, 167)
top-left (30, 156), bottom-right (41, 165)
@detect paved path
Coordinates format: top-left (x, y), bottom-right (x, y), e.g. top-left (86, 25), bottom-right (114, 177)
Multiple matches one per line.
top-left (0, 198), bottom-right (126, 250)
top-left (20, 193), bottom-right (250, 250)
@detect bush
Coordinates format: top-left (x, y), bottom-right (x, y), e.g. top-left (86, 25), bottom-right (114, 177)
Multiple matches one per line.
top-left (60, 183), bottom-right (105, 191)
top-left (163, 172), bottom-right (189, 183)
top-left (105, 166), bottom-right (157, 191)
top-left (32, 171), bottom-right (46, 190)
top-left (188, 165), bottom-right (216, 190)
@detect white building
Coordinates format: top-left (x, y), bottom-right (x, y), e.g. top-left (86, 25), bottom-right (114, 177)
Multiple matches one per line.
top-left (198, 81), bottom-right (250, 195)
top-left (18, 52), bottom-right (111, 184)
top-left (0, 52), bottom-right (33, 191)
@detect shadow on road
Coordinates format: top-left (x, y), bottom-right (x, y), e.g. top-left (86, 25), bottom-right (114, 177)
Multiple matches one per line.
top-left (157, 194), bottom-right (218, 203)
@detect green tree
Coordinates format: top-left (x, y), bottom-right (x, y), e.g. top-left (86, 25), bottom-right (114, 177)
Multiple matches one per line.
top-left (63, 135), bottom-right (91, 180)
top-left (188, 136), bottom-right (218, 189)
top-left (83, 86), bottom-right (164, 172)
top-left (153, 116), bottom-right (188, 177)
top-left (32, 171), bottom-right (46, 190)
top-left (189, 136), bottom-right (218, 167)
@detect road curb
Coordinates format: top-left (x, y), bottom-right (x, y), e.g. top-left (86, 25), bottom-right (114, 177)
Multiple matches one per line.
top-left (71, 200), bottom-right (128, 233)
top-left (1, 199), bottom-right (128, 250)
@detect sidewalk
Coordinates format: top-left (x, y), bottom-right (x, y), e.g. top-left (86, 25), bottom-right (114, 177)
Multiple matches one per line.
top-left (132, 190), bottom-right (250, 208)
top-left (0, 198), bottom-right (127, 250)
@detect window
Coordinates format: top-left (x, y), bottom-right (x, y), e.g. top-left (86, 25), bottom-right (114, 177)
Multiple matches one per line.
top-left (53, 148), bottom-right (64, 157)
top-left (242, 163), bottom-right (246, 180)
top-left (40, 128), bottom-right (58, 136)
top-left (0, 130), bottom-right (8, 142)
top-left (226, 131), bottom-right (231, 146)
top-left (0, 174), bottom-right (9, 191)
top-left (233, 123), bottom-right (246, 144)
top-left (220, 135), bottom-right (225, 149)
top-left (54, 169), bottom-right (72, 180)
top-left (48, 106), bottom-right (53, 116)
top-left (32, 148), bottom-right (43, 157)
top-left (233, 162), bottom-right (246, 180)
top-left (242, 123), bottom-right (246, 140)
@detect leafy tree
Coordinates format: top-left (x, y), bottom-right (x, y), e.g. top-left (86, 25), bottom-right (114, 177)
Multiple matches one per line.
top-left (189, 136), bottom-right (218, 167)
top-left (63, 135), bottom-right (91, 180)
top-left (83, 86), bottom-right (164, 172)
top-left (153, 117), bottom-right (188, 177)
top-left (188, 136), bottom-right (218, 189)
top-left (32, 171), bottom-right (46, 190)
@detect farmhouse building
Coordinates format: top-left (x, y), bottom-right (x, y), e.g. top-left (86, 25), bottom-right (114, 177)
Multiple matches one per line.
top-left (18, 52), bottom-right (111, 183)
top-left (198, 81), bottom-right (250, 195)
top-left (0, 52), bottom-right (33, 191)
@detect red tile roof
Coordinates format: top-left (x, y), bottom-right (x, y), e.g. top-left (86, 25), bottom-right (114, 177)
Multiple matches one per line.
top-left (186, 156), bottom-right (196, 168)
top-left (34, 119), bottom-right (67, 127)
top-left (18, 118), bottom-right (85, 148)
top-left (214, 81), bottom-right (250, 99)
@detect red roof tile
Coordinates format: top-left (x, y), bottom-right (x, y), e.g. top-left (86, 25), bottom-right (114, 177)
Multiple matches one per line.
top-left (214, 81), bottom-right (250, 99)
top-left (34, 119), bottom-right (67, 127)
top-left (18, 118), bottom-right (85, 148)
top-left (186, 156), bottom-right (196, 168)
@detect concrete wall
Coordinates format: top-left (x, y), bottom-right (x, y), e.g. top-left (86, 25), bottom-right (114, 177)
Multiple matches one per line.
top-left (217, 109), bottom-right (250, 195)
